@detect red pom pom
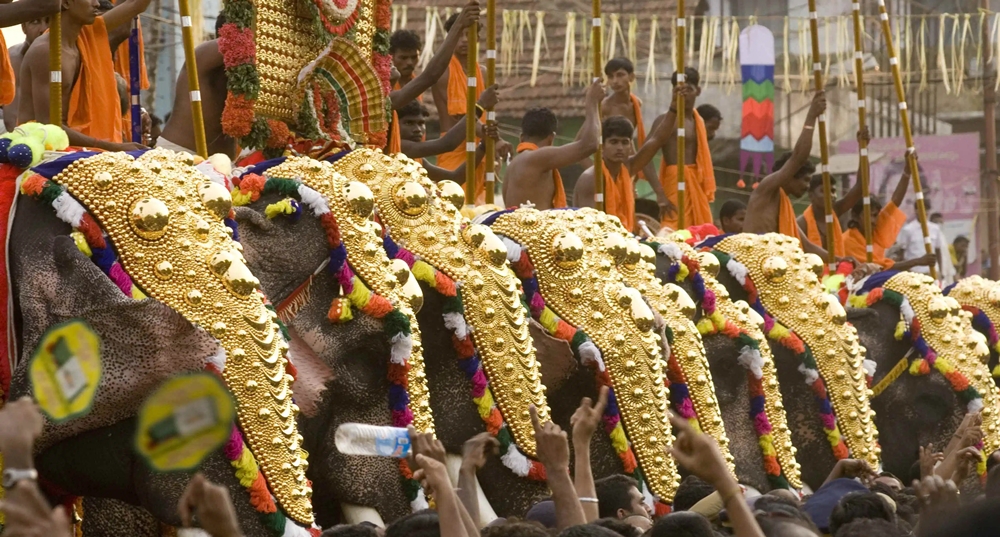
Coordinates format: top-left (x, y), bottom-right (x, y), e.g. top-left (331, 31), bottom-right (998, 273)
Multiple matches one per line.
top-left (736, 179), bottom-right (746, 188)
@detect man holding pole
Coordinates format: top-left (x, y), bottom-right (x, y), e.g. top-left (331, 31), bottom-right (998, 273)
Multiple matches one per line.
top-left (0, 0), bottom-right (59, 132)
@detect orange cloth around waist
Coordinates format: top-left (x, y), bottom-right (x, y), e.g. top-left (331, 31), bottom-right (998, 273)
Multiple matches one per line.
top-left (603, 162), bottom-right (635, 232)
top-left (802, 205), bottom-right (845, 257)
top-left (68, 18), bottom-right (123, 144)
top-left (517, 142), bottom-right (566, 208)
top-left (777, 189), bottom-right (800, 243)
top-left (658, 110), bottom-right (716, 229)
top-left (441, 55), bottom-right (486, 201)
top-left (842, 201), bottom-right (907, 267)
top-left (0, 32), bottom-right (14, 106)
top-left (388, 110), bottom-right (402, 154)
top-left (631, 94), bottom-right (646, 147)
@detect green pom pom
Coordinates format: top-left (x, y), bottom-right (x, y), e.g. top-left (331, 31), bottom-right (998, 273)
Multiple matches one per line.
top-left (570, 330), bottom-right (588, 351)
top-left (259, 510), bottom-right (286, 534)
top-left (263, 177), bottom-right (300, 197)
top-left (383, 309), bottom-right (411, 338)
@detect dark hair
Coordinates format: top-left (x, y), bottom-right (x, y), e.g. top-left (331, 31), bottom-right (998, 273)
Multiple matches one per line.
top-left (673, 475), bottom-right (714, 512)
top-left (557, 525), bottom-right (622, 537)
top-left (591, 518), bottom-right (640, 537)
top-left (215, 12), bottom-right (227, 36)
top-left (521, 107), bottom-right (558, 140)
top-left (930, 212), bottom-right (943, 220)
top-left (696, 104), bottom-right (721, 122)
top-left (834, 518), bottom-right (905, 537)
top-left (481, 520), bottom-right (551, 537)
top-left (828, 492), bottom-right (894, 537)
top-left (773, 152), bottom-right (816, 179)
top-left (671, 67), bottom-right (700, 87)
top-left (605, 57), bottom-right (635, 76)
top-left (594, 475), bottom-right (639, 519)
top-left (648, 512), bottom-right (714, 537)
top-left (755, 515), bottom-right (821, 537)
top-left (753, 495), bottom-right (811, 523)
top-left (808, 175), bottom-right (826, 192)
top-left (397, 100), bottom-right (429, 119)
top-left (849, 196), bottom-right (883, 229)
top-left (954, 235), bottom-right (970, 244)
top-left (719, 199), bottom-right (746, 221)
top-left (390, 29), bottom-right (423, 54)
top-left (603, 116), bottom-right (635, 141)
top-left (385, 509), bottom-right (439, 537)
top-left (444, 12), bottom-right (460, 32)
top-left (97, 0), bottom-right (114, 11)
top-left (320, 525), bottom-right (379, 537)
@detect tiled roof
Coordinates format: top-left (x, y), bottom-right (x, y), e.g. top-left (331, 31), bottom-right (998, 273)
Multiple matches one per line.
top-left (396, 0), bottom-right (680, 117)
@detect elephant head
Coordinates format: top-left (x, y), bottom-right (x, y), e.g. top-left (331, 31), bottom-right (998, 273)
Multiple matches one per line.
top-left (945, 275), bottom-right (1000, 387)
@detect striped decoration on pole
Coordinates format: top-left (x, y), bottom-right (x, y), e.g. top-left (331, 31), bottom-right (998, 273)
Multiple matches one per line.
top-left (851, 0), bottom-right (874, 262)
top-left (738, 25), bottom-right (776, 189)
top-left (465, 20), bottom-right (478, 206)
top-left (806, 0), bottom-right (837, 271)
top-left (129, 18), bottom-right (142, 144)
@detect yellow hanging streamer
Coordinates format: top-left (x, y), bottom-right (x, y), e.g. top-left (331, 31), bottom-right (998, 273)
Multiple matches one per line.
top-left (627, 15), bottom-right (639, 67)
top-left (643, 16), bottom-right (658, 91)
top-left (608, 14), bottom-right (622, 62)
top-left (783, 16), bottom-right (792, 92)
top-left (530, 11), bottom-right (546, 87)
top-left (502, 10), bottom-right (515, 77)
top-left (725, 18), bottom-right (740, 92)
top-left (919, 16), bottom-right (928, 93)
top-left (562, 13), bottom-right (577, 87)
top-left (938, 14), bottom-right (951, 94)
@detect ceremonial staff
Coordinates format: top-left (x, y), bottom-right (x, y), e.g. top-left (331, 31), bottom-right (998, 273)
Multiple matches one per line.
top-left (485, 0), bottom-right (496, 205)
top-left (592, 0), bottom-right (604, 212)
top-left (876, 0), bottom-right (936, 279)
top-left (850, 0), bottom-right (873, 263)
top-left (807, 0), bottom-right (836, 271)
top-left (129, 18), bottom-right (142, 144)
top-left (49, 15), bottom-right (61, 127)
top-left (179, 0), bottom-right (208, 158)
top-left (465, 17), bottom-right (478, 206)
top-left (675, 0), bottom-right (686, 228)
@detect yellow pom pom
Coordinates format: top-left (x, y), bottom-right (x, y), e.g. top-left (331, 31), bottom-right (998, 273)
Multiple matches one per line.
top-left (411, 261), bottom-right (437, 287)
top-left (71, 231), bottom-right (92, 257)
top-left (894, 320), bottom-right (907, 341)
top-left (231, 189), bottom-right (252, 206)
top-left (231, 447), bottom-right (259, 487)
top-left (347, 278), bottom-right (372, 308)
top-left (538, 307), bottom-right (558, 333)
top-left (758, 434), bottom-right (777, 456)
top-left (264, 198), bottom-right (294, 219)
top-left (131, 287), bottom-right (147, 300)
top-left (40, 124), bottom-right (69, 150)
top-left (848, 295), bottom-right (868, 309)
top-left (474, 391), bottom-right (494, 419)
top-left (609, 423), bottom-right (629, 452)
top-left (824, 427), bottom-right (842, 447)
top-left (768, 323), bottom-right (791, 340)
top-left (696, 318), bottom-right (715, 335)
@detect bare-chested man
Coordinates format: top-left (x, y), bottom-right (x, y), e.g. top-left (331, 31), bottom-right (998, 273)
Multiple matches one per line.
top-left (4, 17), bottom-right (49, 131)
top-left (156, 15), bottom-right (231, 157)
top-left (0, 0), bottom-right (58, 131)
top-left (18, 0), bottom-right (151, 150)
top-left (502, 80), bottom-right (603, 210)
top-left (743, 91), bottom-right (830, 258)
top-left (396, 99), bottom-right (501, 185)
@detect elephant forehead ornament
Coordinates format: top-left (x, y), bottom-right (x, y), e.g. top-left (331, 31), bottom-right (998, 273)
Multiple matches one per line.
top-left (713, 233), bottom-right (880, 470)
top-left (263, 156), bottom-right (434, 433)
top-left (542, 209), bottom-right (735, 475)
top-left (490, 208), bottom-right (681, 500)
top-left (885, 272), bottom-right (1000, 455)
top-left (946, 275), bottom-right (1000, 359)
top-left (330, 148), bottom-right (550, 455)
top-left (50, 151), bottom-right (314, 523)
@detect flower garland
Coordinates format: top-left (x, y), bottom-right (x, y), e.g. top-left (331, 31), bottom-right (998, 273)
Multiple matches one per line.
top-left (710, 250), bottom-right (851, 462)
top-left (647, 241), bottom-right (791, 490)
top-left (231, 172), bottom-right (427, 510)
top-left (22, 167), bottom-right (319, 536)
top-left (380, 233), bottom-right (547, 481)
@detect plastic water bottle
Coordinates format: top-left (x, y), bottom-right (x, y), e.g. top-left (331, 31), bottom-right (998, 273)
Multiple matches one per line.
top-left (334, 423), bottom-right (411, 458)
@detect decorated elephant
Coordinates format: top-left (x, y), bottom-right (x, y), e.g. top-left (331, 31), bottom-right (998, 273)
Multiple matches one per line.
top-left (944, 275), bottom-right (1000, 387)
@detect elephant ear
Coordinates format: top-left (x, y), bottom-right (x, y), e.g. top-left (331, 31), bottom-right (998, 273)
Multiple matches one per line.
top-left (529, 318), bottom-right (577, 391)
top-left (9, 235), bottom-right (223, 452)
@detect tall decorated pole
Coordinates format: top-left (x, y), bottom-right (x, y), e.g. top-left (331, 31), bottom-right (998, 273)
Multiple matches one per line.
top-left (484, 0), bottom-right (496, 205)
top-left (179, 0), bottom-right (208, 158)
top-left (876, 0), bottom-right (935, 279)
top-left (807, 0), bottom-right (836, 270)
top-left (592, 0), bottom-right (604, 212)
top-left (675, 1), bottom-right (686, 229)
top-left (129, 18), bottom-right (142, 143)
top-left (49, 14), bottom-right (61, 127)
top-left (465, 20), bottom-right (478, 206)
top-left (850, 0), bottom-right (873, 262)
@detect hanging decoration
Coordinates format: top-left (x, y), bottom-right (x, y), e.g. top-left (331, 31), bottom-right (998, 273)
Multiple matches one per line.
top-left (738, 25), bottom-right (775, 189)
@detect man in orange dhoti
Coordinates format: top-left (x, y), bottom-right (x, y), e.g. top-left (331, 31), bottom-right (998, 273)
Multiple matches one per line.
top-left (649, 69), bottom-right (715, 230)
top-left (744, 91), bottom-right (832, 259)
top-left (0, 1), bottom-right (58, 131)
top-left (17, 0), bottom-right (151, 150)
top-left (573, 114), bottom-right (676, 233)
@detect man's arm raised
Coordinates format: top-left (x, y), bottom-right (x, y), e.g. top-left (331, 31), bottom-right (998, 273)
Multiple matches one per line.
top-left (891, 153), bottom-right (916, 208)
top-left (628, 85), bottom-right (693, 176)
top-left (518, 80), bottom-right (604, 172)
top-left (0, 0), bottom-right (58, 29)
top-left (101, 0), bottom-right (153, 33)
top-left (754, 91), bottom-right (825, 197)
top-left (832, 126), bottom-right (871, 215)
top-left (402, 85), bottom-right (497, 159)
top-left (572, 166), bottom-right (596, 208)
top-left (391, 1), bottom-right (479, 110)
top-left (422, 135), bottom-right (489, 184)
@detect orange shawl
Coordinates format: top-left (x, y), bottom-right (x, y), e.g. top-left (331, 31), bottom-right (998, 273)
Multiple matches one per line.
top-left (658, 110), bottom-right (716, 229)
top-left (114, 20), bottom-right (149, 142)
top-left (630, 93), bottom-right (646, 147)
top-left (802, 205), bottom-right (845, 257)
top-left (68, 18), bottom-right (123, 144)
top-left (393, 78), bottom-right (422, 101)
top-left (603, 162), bottom-right (635, 232)
top-left (388, 110), bottom-right (402, 154)
top-left (438, 55), bottom-right (486, 201)
top-left (517, 142), bottom-right (567, 208)
top-left (842, 201), bottom-right (907, 268)
top-left (777, 189), bottom-right (801, 243)
top-left (0, 32), bottom-right (14, 106)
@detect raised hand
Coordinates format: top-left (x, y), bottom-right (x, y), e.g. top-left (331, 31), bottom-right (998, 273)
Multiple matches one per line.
top-left (807, 90), bottom-right (827, 121)
top-left (454, 1), bottom-right (481, 33)
top-left (586, 79), bottom-right (607, 108)
top-left (177, 474), bottom-right (243, 537)
top-left (0, 481), bottom-right (72, 537)
top-left (919, 444), bottom-right (945, 479)
top-left (570, 385), bottom-right (608, 444)
top-left (478, 84), bottom-right (499, 110)
top-left (407, 425), bottom-right (447, 468)
top-left (412, 453), bottom-right (452, 497)
top-left (461, 432), bottom-right (500, 473)
top-left (668, 414), bottom-right (734, 494)
top-left (530, 404), bottom-right (570, 472)
top-left (0, 397), bottom-right (44, 456)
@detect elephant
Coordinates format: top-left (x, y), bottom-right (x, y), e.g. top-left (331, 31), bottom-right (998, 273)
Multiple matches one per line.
top-left (945, 275), bottom-right (1000, 387)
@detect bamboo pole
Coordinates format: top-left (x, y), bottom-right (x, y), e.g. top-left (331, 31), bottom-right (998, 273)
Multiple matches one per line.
top-left (592, 0), bottom-right (604, 212)
top-left (129, 18), bottom-right (142, 144)
top-left (807, 0), bottom-right (836, 270)
top-left (465, 22), bottom-right (478, 206)
top-left (485, 0), bottom-right (496, 205)
top-left (676, 3), bottom-right (686, 229)
top-left (982, 0), bottom-right (999, 280)
top-left (876, 0), bottom-right (936, 279)
top-left (49, 15), bottom-right (62, 128)
top-left (851, 0), bottom-right (873, 263)
top-left (179, 0), bottom-right (208, 158)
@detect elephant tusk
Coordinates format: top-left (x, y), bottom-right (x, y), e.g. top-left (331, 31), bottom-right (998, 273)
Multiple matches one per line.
top-left (341, 504), bottom-right (386, 527)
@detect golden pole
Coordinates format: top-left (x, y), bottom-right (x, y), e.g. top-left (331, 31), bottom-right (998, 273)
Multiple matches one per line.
top-left (49, 15), bottom-right (62, 128)
top-left (485, 0), bottom-right (496, 205)
top-left (592, 0), bottom-right (604, 212)
top-left (807, 0), bottom-right (836, 270)
top-left (179, 0), bottom-right (208, 158)
top-left (851, 0), bottom-right (874, 263)
top-left (675, 4), bottom-right (686, 229)
top-left (465, 22), bottom-right (478, 206)
top-left (876, 0), bottom-right (936, 279)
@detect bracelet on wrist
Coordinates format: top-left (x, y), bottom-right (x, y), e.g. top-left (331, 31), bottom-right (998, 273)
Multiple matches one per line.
top-left (578, 497), bottom-right (599, 504)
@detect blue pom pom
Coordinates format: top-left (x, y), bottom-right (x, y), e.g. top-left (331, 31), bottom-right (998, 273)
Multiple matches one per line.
top-left (7, 143), bottom-right (34, 169)
top-left (0, 138), bottom-right (12, 163)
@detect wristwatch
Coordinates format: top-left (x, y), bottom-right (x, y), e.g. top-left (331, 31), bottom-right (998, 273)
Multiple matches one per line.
top-left (2, 468), bottom-right (37, 489)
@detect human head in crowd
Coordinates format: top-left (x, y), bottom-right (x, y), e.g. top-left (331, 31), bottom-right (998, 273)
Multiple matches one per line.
top-left (590, 518), bottom-right (640, 537)
top-left (594, 475), bottom-right (651, 523)
top-left (670, 67), bottom-right (702, 110)
top-left (21, 17), bottom-right (49, 46)
top-left (556, 525), bottom-right (622, 537)
top-left (604, 57), bottom-right (635, 95)
top-left (672, 475), bottom-right (715, 512)
top-left (444, 10), bottom-right (480, 60)
top-left (834, 518), bottom-right (907, 537)
top-left (601, 116), bottom-right (636, 167)
top-left (480, 520), bottom-right (550, 537)
top-left (397, 100), bottom-right (430, 143)
top-left (696, 104), bottom-right (722, 140)
top-left (719, 199), bottom-right (747, 234)
top-left (827, 492), bottom-right (895, 537)
top-left (930, 212), bottom-right (944, 225)
top-left (849, 194), bottom-right (883, 232)
top-left (772, 152), bottom-right (816, 198)
top-left (319, 523), bottom-right (380, 537)
top-left (519, 107), bottom-right (558, 147)
top-left (384, 509), bottom-right (439, 537)
top-left (390, 29), bottom-right (423, 82)
top-left (647, 511), bottom-right (715, 537)
top-left (215, 11), bottom-right (227, 38)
